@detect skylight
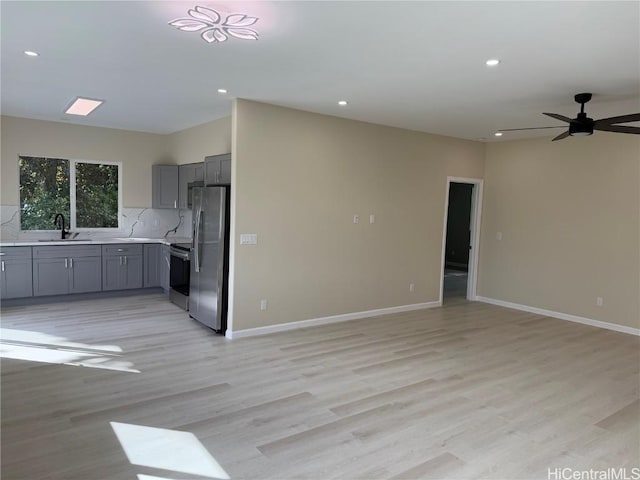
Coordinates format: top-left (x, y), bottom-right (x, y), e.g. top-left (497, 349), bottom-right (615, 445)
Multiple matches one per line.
top-left (65, 97), bottom-right (104, 116)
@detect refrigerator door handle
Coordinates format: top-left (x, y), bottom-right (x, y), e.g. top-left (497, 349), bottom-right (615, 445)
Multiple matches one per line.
top-left (194, 208), bottom-right (202, 273)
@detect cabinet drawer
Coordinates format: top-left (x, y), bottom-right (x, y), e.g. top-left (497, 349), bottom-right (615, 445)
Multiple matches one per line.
top-left (0, 247), bottom-right (32, 260)
top-left (102, 244), bottom-right (143, 257)
top-left (33, 245), bottom-right (102, 258)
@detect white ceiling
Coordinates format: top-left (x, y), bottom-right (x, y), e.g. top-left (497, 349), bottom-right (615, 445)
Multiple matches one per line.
top-left (2, 1), bottom-right (639, 141)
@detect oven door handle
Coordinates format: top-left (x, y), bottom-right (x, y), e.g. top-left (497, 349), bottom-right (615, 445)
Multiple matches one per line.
top-left (194, 208), bottom-right (202, 273)
top-left (170, 249), bottom-right (190, 261)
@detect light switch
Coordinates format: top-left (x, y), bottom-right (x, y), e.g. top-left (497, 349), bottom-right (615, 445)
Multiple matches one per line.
top-left (370, 214), bottom-right (375, 224)
top-left (496, 232), bottom-right (503, 241)
top-left (353, 214), bottom-right (359, 224)
top-left (240, 233), bottom-right (257, 245)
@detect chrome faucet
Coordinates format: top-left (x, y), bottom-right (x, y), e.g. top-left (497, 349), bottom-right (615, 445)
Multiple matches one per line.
top-left (53, 213), bottom-right (69, 239)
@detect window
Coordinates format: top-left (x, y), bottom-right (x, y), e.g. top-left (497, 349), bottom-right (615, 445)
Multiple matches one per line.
top-left (19, 156), bottom-right (122, 231)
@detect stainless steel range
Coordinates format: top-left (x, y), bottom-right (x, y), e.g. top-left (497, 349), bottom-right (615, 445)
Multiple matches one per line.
top-left (169, 243), bottom-right (191, 310)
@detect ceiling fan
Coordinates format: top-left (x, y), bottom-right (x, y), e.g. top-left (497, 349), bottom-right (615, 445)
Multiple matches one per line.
top-left (499, 93), bottom-right (640, 141)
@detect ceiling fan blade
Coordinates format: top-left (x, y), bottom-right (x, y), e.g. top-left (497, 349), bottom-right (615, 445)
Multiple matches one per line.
top-left (543, 113), bottom-right (573, 123)
top-left (498, 126), bottom-right (566, 132)
top-left (594, 124), bottom-right (640, 134)
top-left (594, 113), bottom-right (640, 126)
top-left (552, 130), bottom-right (570, 141)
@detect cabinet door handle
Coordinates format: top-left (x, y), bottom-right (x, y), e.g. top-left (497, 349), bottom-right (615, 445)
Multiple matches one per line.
top-left (174, 200), bottom-right (177, 208)
top-left (70, 258), bottom-right (73, 269)
top-left (65, 258), bottom-right (68, 269)
top-left (117, 248), bottom-right (125, 252)
top-left (1, 260), bottom-right (5, 272)
top-left (124, 255), bottom-right (128, 266)
top-left (119, 256), bottom-right (122, 266)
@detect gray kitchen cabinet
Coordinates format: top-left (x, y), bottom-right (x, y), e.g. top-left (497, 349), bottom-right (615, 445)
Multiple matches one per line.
top-left (32, 245), bottom-right (102, 296)
top-left (0, 247), bottom-right (33, 299)
top-left (204, 153), bottom-right (231, 185)
top-left (102, 244), bottom-right (143, 291)
top-left (152, 165), bottom-right (179, 209)
top-left (178, 163), bottom-right (204, 209)
top-left (69, 256), bottom-right (102, 293)
top-left (160, 244), bottom-right (171, 292)
top-left (143, 244), bottom-right (161, 288)
top-left (33, 258), bottom-right (68, 296)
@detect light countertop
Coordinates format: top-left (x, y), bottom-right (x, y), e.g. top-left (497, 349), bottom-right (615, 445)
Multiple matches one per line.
top-left (0, 237), bottom-right (192, 247)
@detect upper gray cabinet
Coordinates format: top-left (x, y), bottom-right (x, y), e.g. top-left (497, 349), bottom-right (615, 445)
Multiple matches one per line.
top-left (178, 163), bottom-right (204, 209)
top-left (152, 165), bottom-right (179, 209)
top-left (204, 153), bottom-right (231, 186)
top-left (0, 247), bottom-right (33, 299)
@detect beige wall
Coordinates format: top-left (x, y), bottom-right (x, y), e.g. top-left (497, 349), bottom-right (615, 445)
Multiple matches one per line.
top-left (230, 99), bottom-right (484, 332)
top-left (1, 116), bottom-right (169, 207)
top-left (166, 117), bottom-right (231, 165)
top-left (478, 133), bottom-right (640, 329)
top-left (1, 115), bottom-right (232, 207)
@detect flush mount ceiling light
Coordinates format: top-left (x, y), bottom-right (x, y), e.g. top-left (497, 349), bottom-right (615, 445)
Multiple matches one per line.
top-left (65, 97), bottom-right (104, 116)
top-left (338, 100), bottom-right (348, 106)
top-left (494, 132), bottom-right (503, 137)
top-left (24, 50), bottom-right (39, 57)
top-left (485, 59), bottom-right (500, 66)
top-left (217, 88), bottom-right (227, 94)
top-left (169, 6), bottom-right (259, 43)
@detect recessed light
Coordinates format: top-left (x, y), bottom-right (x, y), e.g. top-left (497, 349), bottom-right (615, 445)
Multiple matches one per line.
top-left (494, 132), bottom-right (503, 137)
top-left (65, 97), bottom-right (104, 116)
top-left (485, 59), bottom-right (500, 66)
top-left (338, 100), bottom-right (348, 106)
top-left (24, 50), bottom-right (39, 57)
top-left (217, 89), bottom-right (227, 94)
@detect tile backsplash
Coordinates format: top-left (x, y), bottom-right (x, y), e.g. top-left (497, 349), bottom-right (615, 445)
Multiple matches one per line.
top-left (0, 205), bottom-right (192, 241)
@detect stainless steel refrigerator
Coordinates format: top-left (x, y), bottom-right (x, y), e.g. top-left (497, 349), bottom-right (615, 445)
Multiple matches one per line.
top-left (189, 186), bottom-right (230, 333)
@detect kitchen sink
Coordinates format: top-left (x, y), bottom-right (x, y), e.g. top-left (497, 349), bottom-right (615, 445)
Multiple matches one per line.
top-left (37, 238), bottom-right (88, 242)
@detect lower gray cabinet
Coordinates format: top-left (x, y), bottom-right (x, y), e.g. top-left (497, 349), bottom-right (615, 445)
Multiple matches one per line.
top-left (69, 257), bottom-right (102, 294)
top-left (32, 245), bottom-right (102, 297)
top-left (0, 247), bottom-right (33, 299)
top-left (143, 244), bottom-right (161, 288)
top-left (102, 244), bottom-right (143, 291)
top-left (161, 244), bottom-right (170, 292)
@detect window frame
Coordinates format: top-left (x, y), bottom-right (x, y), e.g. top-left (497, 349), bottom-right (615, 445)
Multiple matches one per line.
top-left (19, 155), bottom-right (123, 233)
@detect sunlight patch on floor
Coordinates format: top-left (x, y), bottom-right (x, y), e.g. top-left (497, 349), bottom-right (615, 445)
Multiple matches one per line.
top-left (111, 422), bottom-right (230, 479)
top-left (0, 327), bottom-right (139, 373)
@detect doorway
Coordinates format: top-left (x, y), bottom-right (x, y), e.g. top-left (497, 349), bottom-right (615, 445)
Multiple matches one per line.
top-left (439, 177), bottom-right (483, 304)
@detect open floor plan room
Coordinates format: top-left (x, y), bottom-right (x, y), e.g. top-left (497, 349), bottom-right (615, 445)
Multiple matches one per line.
top-left (1, 294), bottom-right (638, 480)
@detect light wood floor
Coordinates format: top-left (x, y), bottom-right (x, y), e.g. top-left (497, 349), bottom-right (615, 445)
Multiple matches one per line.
top-left (1, 294), bottom-right (639, 480)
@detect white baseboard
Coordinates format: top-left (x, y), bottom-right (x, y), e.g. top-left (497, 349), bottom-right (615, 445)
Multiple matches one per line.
top-left (225, 301), bottom-right (441, 339)
top-left (475, 296), bottom-right (640, 336)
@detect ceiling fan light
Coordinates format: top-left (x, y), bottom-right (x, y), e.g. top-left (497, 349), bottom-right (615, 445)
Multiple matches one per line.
top-left (569, 131), bottom-right (593, 137)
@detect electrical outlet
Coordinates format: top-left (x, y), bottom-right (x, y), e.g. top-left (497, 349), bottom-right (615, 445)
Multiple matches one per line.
top-left (369, 214), bottom-right (375, 224)
top-left (353, 214), bottom-right (359, 224)
top-left (260, 299), bottom-right (268, 311)
top-left (409, 283), bottom-right (415, 292)
top-left (596, 297), bottom-right (604, 307)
